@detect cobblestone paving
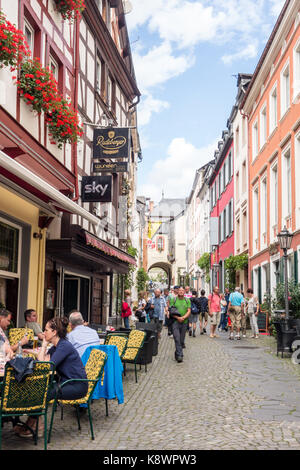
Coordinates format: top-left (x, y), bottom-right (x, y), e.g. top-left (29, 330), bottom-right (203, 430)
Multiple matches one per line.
top-left (3, 326), bottom-right (300, 450)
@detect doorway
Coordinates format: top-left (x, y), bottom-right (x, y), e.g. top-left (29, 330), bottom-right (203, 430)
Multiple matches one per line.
top-left (63, 274), bottom-right (91, 322)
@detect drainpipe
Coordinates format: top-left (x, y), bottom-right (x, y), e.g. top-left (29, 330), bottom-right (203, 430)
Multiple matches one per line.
top-left (72, 15), bottom-right (80, 201)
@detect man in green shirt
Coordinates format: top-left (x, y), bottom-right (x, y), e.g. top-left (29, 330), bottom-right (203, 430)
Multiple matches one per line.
top-left (168, 287), bottom-right (191, 362)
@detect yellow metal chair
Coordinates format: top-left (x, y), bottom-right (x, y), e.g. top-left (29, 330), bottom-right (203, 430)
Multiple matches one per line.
top-left (0, 361), bottom-right (55, 450)
top-left (122, 330), bottom-right (146, 383)
top-left (105, 334), bottom-right (128, 358)
top-left (8, 328), bottom-right (34, 346)
top-left (48, 348), bottom-right (107, 442)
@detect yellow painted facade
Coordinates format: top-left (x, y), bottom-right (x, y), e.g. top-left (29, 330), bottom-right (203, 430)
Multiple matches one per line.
top-left (0, 185), bottom-right (46, 324)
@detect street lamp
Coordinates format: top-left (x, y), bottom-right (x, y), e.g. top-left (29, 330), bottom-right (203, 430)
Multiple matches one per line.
top-left (277, 226), bottom-right (293, 320)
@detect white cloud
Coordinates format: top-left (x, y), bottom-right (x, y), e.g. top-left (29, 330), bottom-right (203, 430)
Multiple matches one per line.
top-left (222, 42), bottom-right (259, 65)
top-left (133, 41), bottom-right (194, 91)
top-left (269, 0), bottom-right (285, 17)
top-left (137, 93), bottom-right (169, 126)
top-left (138, 138), bottom-right (217, 202)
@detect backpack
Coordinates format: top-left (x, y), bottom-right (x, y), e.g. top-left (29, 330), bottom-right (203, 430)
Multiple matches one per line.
top-left (190, 299), bottom-right (200, 315)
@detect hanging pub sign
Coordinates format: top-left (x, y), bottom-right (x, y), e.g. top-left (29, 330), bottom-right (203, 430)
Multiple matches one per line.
top-left (93, 161), bottom-right (128, 173)
top-left (81, 176), bottom-right (112, 203)
top-left (93, 128), bottom-right (130, 159)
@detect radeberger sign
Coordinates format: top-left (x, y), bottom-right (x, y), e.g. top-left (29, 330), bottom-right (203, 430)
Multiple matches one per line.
top-left (93, 128), bottom-right (130, 158)
top-left (81, 176), bottom-right (112, 203)
top-left (93, 162), bottom-right (128, 173)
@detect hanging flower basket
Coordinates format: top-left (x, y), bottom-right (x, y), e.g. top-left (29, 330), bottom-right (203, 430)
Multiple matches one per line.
top-left (54, 0), bottom-right (86, 21)
top-left (0, 11), bottom-right (30, 69)
top-left (46, 99), bottom-right (83, 149)
top-left (14, 58), bottom-right (58, 113)
top-left (14, 58), bottom-right (83, 148)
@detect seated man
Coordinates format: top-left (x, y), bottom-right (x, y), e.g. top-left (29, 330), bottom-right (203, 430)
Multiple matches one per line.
top-left (67, 311), bottom-right (100, 357)
top-left (24, 309), bottom-right (44, 342)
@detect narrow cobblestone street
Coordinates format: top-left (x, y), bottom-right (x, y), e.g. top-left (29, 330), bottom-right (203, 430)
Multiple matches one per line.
top-left (3, 326), bottom-right (300, 450)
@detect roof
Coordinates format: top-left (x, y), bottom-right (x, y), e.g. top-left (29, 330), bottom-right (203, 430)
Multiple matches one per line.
top-left (240, 0), bottom-right (290, 110)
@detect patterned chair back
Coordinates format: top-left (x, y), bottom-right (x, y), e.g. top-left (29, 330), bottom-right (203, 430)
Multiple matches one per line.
top-left (83, 349), bottom-right (107, 400)
top-left (105, 335), bottom-right (128, 358)
top-left (8, 328), bottom-right (34, 345)
top-left (1, 362), bottom-right (54, 414)
top-left (122, 330), bottom-right (146, 362)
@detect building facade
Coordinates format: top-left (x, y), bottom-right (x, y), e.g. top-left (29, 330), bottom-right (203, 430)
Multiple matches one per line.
top-left (0, 0), bottom-right (140, 326)
top-left (242, 0), bottom-right (300, 303)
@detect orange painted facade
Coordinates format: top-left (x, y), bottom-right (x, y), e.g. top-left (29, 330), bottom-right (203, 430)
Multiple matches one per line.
top-left (242, 0), bottom-right (300, 302)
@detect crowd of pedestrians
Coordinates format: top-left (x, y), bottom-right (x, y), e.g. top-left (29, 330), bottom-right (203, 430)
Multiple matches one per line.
top-left (121, 284), bottom-right (260, 364)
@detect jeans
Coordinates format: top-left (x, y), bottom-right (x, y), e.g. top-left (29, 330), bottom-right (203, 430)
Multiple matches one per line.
top-left (172, 321), bottom-right (187, 358)
top-left (47, 381), bottom-right (88, 401)
top-left (123, 316), bottom-right (130, 329)
top-left (218, 312), bottom-right (228, 330)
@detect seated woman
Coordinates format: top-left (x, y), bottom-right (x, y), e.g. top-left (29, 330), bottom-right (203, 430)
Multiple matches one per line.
top-left (0, 308), bottom-right (24, 357)
top-left (16, 316), bottom-right (88, 437)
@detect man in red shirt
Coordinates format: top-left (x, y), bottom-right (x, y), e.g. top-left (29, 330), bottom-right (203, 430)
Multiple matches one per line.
top-left (208, 286), bottom-right (221, 339)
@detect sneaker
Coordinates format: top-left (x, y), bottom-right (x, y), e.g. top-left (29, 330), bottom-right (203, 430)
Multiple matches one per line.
top-left (203, 328), bottom-right (207, 334)
top-left (182, 344), bottom-right (186, 349)
top-left (193, 331), bottom-right (196, 337)
top-left (236, 335), bottom-right (241, 340)
top-left (229, 334), bottom-right (234, 340)
top-left (255, 335), bottom-right (259, 339)
top-left (200, 331), bottom-right (204, 335)
top-left (189, 329), bottom-right (192, 337)
top-left (177, 356), bottom-right (183, 363)
top-left (242, 334), bottom-right (246, 338)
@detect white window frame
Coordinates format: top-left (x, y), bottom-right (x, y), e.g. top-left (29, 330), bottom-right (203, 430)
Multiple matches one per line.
top-left (260, 103), bottom-right (267, 148)
top-left (260, 175), bottom-right (267, 244)
top-left (293, 38), bottom-right (300, 101)
top-left (24, 20), bottom-right (34, 59)
top-left (252, 120), bottom-right (259, 160)
top-left (282, 145), bottom-right (292, 221)
top-left (253, 185), bottom-right (259, 251)
top-left (280, 59), bottom-right (290, 118)
top-left (0, 217), bottom-right (22, 279)
top-left (270, 160), bottom-right (278, 236)
top-left (49, 55), bottom-right (59, 82)
top-left (269, 82), bottom-right (278, 134)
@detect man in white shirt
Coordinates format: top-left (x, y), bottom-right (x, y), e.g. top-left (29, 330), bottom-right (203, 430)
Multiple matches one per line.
top-left (67, 311), bottom-right (100, 357)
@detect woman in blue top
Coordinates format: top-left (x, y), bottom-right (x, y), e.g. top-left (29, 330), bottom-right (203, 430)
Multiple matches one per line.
top-left (16, 317), bottom-right (88, 437)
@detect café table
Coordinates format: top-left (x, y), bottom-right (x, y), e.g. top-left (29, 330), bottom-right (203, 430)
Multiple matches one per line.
top-left (80, 344), bottom-right (124, 414)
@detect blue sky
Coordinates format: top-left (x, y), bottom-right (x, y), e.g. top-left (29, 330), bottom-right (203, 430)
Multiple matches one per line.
top-left (126, 0), bottom-right (286, 202)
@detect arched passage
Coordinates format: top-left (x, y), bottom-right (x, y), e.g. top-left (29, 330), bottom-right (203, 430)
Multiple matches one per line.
top-left (148, 262), bottom-right (172, 288)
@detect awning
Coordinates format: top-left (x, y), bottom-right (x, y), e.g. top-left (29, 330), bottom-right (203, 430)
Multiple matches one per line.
top-left (0, 149), bottom-right (100, 226)
top-left (85, 232), bottom-right (136, 265)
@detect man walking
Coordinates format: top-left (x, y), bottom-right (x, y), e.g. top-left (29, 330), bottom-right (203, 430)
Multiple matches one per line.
top-left (227, 287), bottom-right (245, 340)
top-left (169, 287), bottom-right (191, 362)
top-left (208, 286), bottom-right (221, 339)
top-left (198, 289), bottom-right (208, 334)
top-left (151, 289), bottom-right (168, 338)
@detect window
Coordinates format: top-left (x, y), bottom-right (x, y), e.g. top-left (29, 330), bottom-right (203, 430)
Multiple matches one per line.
top-left (96, 56), bottom-right (103, 95)
top-left (260, 105), bottom-right (267, 147)
top-left (252, 121), bottom-right (258, 159)
top-left (236, 172), bottom-right (240, 201)
top-left (261, 177), bottom-right (267, 237)
top-left (269, 84), bottom-right (277, 133)
top-left (242, 161), bottom-right (246, 193)
top-left (0, 220), bottom-right (20, 275)
top-left (294, 40), bottom-right (300, 99)
top-left (157, 236), bottom-right (164, 252)
top-left (282, 148), bottom-right (292, 218)
top-left (228, 200), bottom-right (233, 234)
top-left (270, 163), bottom-right (278, 229)
top-left (95, 0), bottom-right (103, 15)
top-left (223, 161), bottom-right (227, 190)
top-left (235, 127), bottom-right (239, 157)
top-left (214, 181), bottom-right (217, 206)
top-left (228, 152), bottom-right (232, 181)
top-left (281, 62), bottom-right (290, 117)
top-left (218, 172), bottom-right (222, 197)
top-left (223, 207), bottom-right (227, 240)
top-left (49, 55), bottom-right (59, 82)
top-left (253, 187), bottom-right (259, 246)
top-left (24, 20), bottom-right (34, 58)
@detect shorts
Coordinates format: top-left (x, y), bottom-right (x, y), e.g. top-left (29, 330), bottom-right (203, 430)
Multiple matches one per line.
top-left (210, 312), bottom-right (220, 326)
top-left (229, 306), bottom-right (242, 330)
top-left (189, 313), bottom-right (199, 324)
top-left (200, 311), bottom-right (208, 322)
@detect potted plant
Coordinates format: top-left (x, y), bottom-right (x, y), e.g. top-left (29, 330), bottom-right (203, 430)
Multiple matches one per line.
top-left (0, 11), bottom-right (30, 69)
top-left (54, 0), bottom-right (86, 21)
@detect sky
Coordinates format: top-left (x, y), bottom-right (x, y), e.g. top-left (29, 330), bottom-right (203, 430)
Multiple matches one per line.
top-left (125, 0), bottom-right (286, 203)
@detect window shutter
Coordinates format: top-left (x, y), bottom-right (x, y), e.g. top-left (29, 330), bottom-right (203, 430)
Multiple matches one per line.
top-left (266, 263), bottom-right (270, 295)
top-left (258, 266), bottom-right (262, 304)
top-left (294, 251), bottom-right (298, 284)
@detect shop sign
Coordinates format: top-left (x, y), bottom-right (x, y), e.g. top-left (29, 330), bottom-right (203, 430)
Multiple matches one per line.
top-left (81, 176), bottom-right (112, 203)
top-left (93, 128), bottom-right (130, 159)
top-left (93, 162), bottom-right (128, 173)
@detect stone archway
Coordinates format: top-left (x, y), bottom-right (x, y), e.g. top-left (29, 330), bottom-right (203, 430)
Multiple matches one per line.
top-left (148, 262), bottom-right (172, 288)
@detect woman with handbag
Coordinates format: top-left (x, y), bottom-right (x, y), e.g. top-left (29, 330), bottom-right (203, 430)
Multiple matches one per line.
top-left (246, 288), bottom-right (259, 339)
top-left (121, 290), bottom-right (132, 329)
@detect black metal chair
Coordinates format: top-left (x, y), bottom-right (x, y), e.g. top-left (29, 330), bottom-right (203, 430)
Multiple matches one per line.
top-left (136, 322), bottom-right (159, 356)
top-left (135, 330), bottom-right (154, 373)
top-left (274, 321), bottom-right (297, 357)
